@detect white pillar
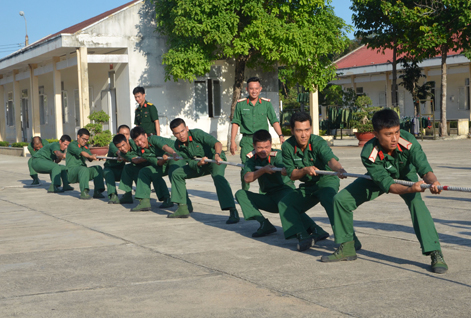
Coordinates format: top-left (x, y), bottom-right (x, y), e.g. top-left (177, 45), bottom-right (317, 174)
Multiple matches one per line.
top-left (0, 84), bottom-right (5, 141)
top-left (351, 75), bottom-right (356, 92)
top-left (77, 47), bottom-right (90, 127)
top-left (13, 71), bottom-right (21, 142)
top-left (53, 57), bottom-right (63, 139)
top-left (29, 64), bottom-right (40, 136)
top-left (469, 64), bottom-right (471, 121)
top-left (310, 87), bottom-right (319, 135)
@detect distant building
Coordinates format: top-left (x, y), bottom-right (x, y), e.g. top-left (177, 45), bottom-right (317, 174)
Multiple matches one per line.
top-left (0, 0), bottom-right (280, 144)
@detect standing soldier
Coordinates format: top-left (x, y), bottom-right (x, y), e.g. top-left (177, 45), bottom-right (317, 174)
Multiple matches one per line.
top-left (235, 129), bottom-right (305, 237)
top-left (103, 125), bottom-right (131, 204)
top-left (31, 135), bottom-right (73, 193)
top-left (133, 86), bottom-right (160, 136)
top-left (279, 112), bottom-right (355, 252)
top-left (166, 118), bottom-right (239, 222)
top-left (28, 136), bottom-right (49, 185)
top-left (230, 77), bottom-right (285, 190)
top-left (66, 128), bottom-right (106, 200)
top-left (321, 109), bottom-right (448, 274)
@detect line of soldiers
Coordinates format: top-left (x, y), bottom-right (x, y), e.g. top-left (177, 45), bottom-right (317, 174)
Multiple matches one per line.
top-left (26, 79), bottom-right (448, 274)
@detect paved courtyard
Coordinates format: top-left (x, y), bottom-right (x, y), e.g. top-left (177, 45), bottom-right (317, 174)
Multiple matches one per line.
top-left (1, 138), bottom-right (471, 317)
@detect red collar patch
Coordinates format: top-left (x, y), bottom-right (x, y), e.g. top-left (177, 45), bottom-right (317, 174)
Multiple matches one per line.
top-left (378, 151), bottom-right (384, 160)
top-left (397, 144), bottom-right (403, 152)
top-left (78, 145), bottom-right (81, 148)
top-left (144, 103), bottom-right (147, 108)
top-left (189, 136), bottom-right (193, 142)
top-left (141, 149), bottom-right (145, 154)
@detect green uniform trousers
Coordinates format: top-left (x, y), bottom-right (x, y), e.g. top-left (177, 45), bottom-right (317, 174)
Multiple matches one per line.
top-left (28, 157), bottom-right (38, 178)
top-left (171, 162), bottom-right (235, 210)
top-left (135, 164), bottom-right (170, 200)
top-left (118, 164), bottom-right (168, 201)
top-left (235, 186), bottom-right (314, 224)
top-left (278, 176), bottom-right (340, 240)
top-left (239, 135), bottom-right (254, 191)
top-left (67, 165), bottom-right (105, 193)
top-left (332, 174), bottom-right (441, 254)
top-left (103, 166), bottom-right (123, 196)
top-left (31, 158), bottom-right (69, 187)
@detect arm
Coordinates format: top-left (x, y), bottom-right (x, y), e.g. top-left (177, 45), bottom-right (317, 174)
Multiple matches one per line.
top-left (154, 120), bottom-right (160, 136)
top-left (272, 122), bottom-right (285, 143)
top-left (230, 123), bottom-right (239, 155)
top-left (214, 142), bottom-right (223, 164)
top-left (244, 165), bottom-right (276, 183)
top-left (327, 158), bottom-right (347, 179)
top-left (53, 150), bottom-right (66, 161)
top-left (81, 151), bottom-right (97, 161)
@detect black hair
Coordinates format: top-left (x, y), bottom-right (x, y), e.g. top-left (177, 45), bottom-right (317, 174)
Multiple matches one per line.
top-left (32, 136), bottom-right (42, 144)
top-left (170, 118), bottom-right (186, 130)
top-left (290, 111), bottom-right (312, 129)
top-left (372, 109), bottom-right (400, 132)
top-left (133, 86), bottom-right (145, 95)
top-left (60, 134), bottom-right (71, 142)
top-left (77, 128), bottom-right (90, 137)
top-left (247, 77), bottom-right (261, 86)
top-left (130, 126), bottom-right (146, 140)
top-left (253, 129), bottom-right (272, 145)
top-left (117, 124), bottom-right (130, 133)
top-left (113, 134), bottom-right (127, 145)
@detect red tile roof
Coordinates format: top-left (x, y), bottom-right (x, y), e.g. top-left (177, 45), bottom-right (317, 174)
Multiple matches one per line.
top-left (335, 45), bottom-right (463, 70)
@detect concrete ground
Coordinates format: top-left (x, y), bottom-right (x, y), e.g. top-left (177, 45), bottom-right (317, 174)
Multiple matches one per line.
top-left (1, 138), bottom-right (471, 317)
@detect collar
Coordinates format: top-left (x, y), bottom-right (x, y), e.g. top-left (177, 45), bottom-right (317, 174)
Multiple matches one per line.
top-left (294, 143), bottom-right (312, 154)
top-left (247, 97), bottom-right (262, 105)
top-left (78, 144), bottom-right (88, 149)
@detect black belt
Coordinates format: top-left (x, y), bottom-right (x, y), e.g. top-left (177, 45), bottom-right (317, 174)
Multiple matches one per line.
top-left (242, 134), bottom-right (253, 137)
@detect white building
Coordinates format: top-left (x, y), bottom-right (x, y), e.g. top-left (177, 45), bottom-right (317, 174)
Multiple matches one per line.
top-left (332, 45), bottom-right (471, 133)
top-left (0, 0), bottom-right (280, 145)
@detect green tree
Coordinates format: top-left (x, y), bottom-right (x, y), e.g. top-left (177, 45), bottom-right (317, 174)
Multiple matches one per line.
top-left (151, 0), bottom-right (350, 145)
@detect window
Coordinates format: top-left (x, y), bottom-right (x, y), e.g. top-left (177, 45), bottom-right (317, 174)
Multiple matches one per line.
top-left (379, 91), bottom-right (386, 106)
top-left (21, 89), bottom-right (29, 129)
top-left (194, 79), bottom-right (221, 117)
top-left (61, 82), bottom-right (68, 123)
top-left (6, 92), bottom-right (14, 126)
top-left (356, 87), bottom-right (363, 95)
top-left (39, 86), bottom-right (48, 125)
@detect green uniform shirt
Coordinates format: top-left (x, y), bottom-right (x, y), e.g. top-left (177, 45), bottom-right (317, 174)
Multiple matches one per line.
top-left (361, 129), bottom-right (433, 193)
top-left (66, 140), bottom-right (92, 169)
top-left (104, 141), bottom-right (125, 169)
top-left (32, 142), bottom-right (63, 162)
top-left (134, 101), bottom-right (159, 135)
top-left (140, 136), bottom-right (175, 166)
top-left (174, 129), bottom-right (222, 170)
top-left (231, 97), bottom-right (279, 135)
top-left (243, 148), bottom-right (294, 193)
top-left (28, 138), bottom-right (49, 155)
top-left (282, 134), bottom-right (339, 186)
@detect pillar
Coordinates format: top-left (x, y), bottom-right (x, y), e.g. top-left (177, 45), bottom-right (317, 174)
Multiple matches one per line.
top-left (29, 64), bottom-right (40, 136)
top-left (13, 70), bottom-right (21, 142)
top-left (386, 72), bottom-right (392, 108)
top-left (310, 87), bottom-right (319, 135)
top-left (77, 47), bottom-right (90, 127)
top-left (53, 57), bottom-right (63, 139)
top-left (351, 75), bottom-right (356, 92)
top-left (0, 83), bottom-right (5, 141)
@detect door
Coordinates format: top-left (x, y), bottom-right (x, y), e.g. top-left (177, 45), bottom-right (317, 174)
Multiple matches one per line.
top-left (21, 89), bottom-right (29, 142)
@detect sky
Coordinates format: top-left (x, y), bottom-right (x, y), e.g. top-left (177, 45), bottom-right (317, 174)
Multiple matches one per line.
top-left (0, 0), bottom-right (356, 59)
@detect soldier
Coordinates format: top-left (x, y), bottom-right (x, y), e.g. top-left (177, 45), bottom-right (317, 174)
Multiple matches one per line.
top-left (279, 112), bottom-right (354, 252)
top-left (128, 126), bottom-right (186, 212)
top-left (28, 136), bottom-right (49, 185)
top-left (133, 86), bottom-right (160, 136)
top-left (31, 135), bottom-right (73, 193)
top-left (230, 77), bottom-right (285, 190)
top-left (321, 109), bottom-right (448, 274)
top-left (66, 128), bottom-right (106, 200)
top-left (165, 118), bottom-right (239, 222)
top-left (103, 125), bottom-right (131, 204)
top-left (235, 129), bottom-right (307, 237)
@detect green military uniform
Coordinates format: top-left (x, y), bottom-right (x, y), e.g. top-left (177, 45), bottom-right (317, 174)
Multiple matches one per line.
top-left (232, 97), bottom-right (279, 190)
top-left (331, 130), bottom-right (441, 254)
top-left (103, 141), bottom-right (126, 197)
top-left (279, 134), bottom-right (340, 240)
top-left (31, 142), bottom-right (70, 190)
top-left (66, 141), bottom-right (105, 195)
top-left (134, 101), bottom-right (159, 135)
top-left (170, 129), bottom-right (235, 210)
top-left (118, 139), bottom-right (168, 201)
top-left (28, 138), bottom-right (49, 182)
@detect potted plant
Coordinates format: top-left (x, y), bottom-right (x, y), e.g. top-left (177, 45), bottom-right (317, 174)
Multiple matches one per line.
top-left (84, 110), bottom-right (112, 156)
top-left (350, 100), bottom-right (382, 147)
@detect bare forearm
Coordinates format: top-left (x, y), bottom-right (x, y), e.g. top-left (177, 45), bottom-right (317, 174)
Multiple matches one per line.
top-left (155, 120), bottom-right (160, 136)
top-left (163, 145), bottom-right (176, 155)
top-left (389, 184), bottom-right (415, 195)
top-left (290, 168), bottom-right (306, 181)
top-left (214, 142), bottom-right (223, 155)
top-left (244, 170), bottom-right (265, 183)
top-left (272, 122), bottom-right (283, 136)
top-left (328, 158), bottom-right (344, 173)
top-left (231, 123), bottom-right (239, 142)
top-left (423, 171), bottom-right (438, 184)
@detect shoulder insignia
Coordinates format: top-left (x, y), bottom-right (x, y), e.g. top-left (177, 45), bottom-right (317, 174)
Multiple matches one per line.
top-left (237, 98), bottom-right (247, 103)
top-left (147, 102), bottom-right (153, 106)
top-left (246, 150), bottom-right (256, 158)
top-left (368, 146), bottom-right (379, 162)
top-left (398, 137), bottom-right (412, 150)
top-left (261, 97), bottom-right (271, 102)
top-left (269, 151), bottom-right (277, 157)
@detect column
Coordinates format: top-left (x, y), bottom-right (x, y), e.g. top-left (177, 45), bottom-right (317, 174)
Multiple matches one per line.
top-left (53, 57), bottom-right (63, 138)
top-left (13, 70), bottom-right (21, 142)
top-left (77, 47), bottom-right (90, 127)
top-left (29, 64), bottom-right (40, 136)
top-left (0, 83), bottom-right (5, 141)
top-left (386, 72), bottom-right (392, 108)
top-left (351, 75), bottom-right (356, 92)
top-left (310, 87), bottom-right (319, 135)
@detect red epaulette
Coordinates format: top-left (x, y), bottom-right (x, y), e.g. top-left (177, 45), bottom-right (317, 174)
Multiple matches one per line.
top-left (368, 146), bottom-right (384, 162)
top-left (398, 137), bottom-right (412, 150)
